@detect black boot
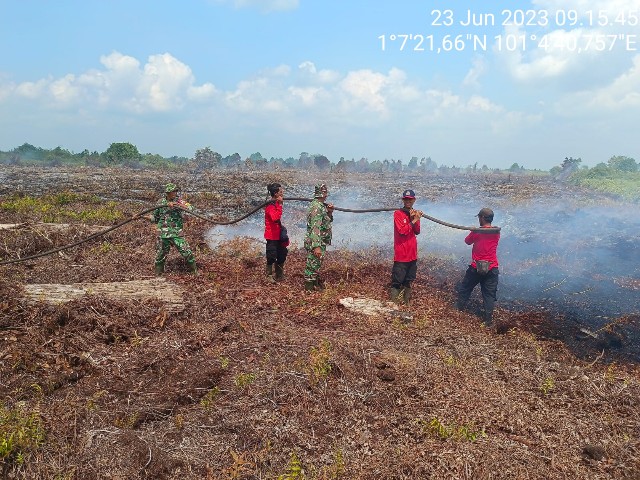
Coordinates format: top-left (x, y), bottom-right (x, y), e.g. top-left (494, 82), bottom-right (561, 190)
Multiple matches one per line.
top-left (154, 262), bottom-right (165, 276)
top-left (187, 259), bottom-right (198, 275)
top-left (304, 280), bottom-right (316, 291)
top-left (316, 277), bottom-right (326, 290)
top-left (403, 287), bottom-right (412, 306)
top-left (265, 264), bottom-right (276, 283)
top-left (274, 263), bottom-right (284, 281)
top-left (390, 287), bottom-right (401, 303)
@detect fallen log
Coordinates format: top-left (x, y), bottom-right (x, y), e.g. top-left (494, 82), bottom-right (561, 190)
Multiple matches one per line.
top-left (23, 278), bottom-right (185, 312)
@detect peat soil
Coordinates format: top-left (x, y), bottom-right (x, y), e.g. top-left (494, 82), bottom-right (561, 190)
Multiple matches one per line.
top-left (0, 166), bottom-right (639, 479)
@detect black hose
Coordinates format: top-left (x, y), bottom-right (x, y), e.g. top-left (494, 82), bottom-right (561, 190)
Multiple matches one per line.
top-left (0, 206), bottom-right (159, 266)
top-left (0, 198), bottom-right (499, 265)
top-left (284, 197), bottom-right (501, 233)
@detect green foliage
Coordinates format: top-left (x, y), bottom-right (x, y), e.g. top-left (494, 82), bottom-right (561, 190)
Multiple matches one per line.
top-left (0, 403), bottom-right (45, 465)
top-left (540, 377), bottom-right (555, 395)
top-left (200, 387), bottom-right (221, 409)
top-left (234, 372), bottom-right (256, 388)
top-left (104, 142), bottom-right (141, 164)
top-left (0, 194), bottom-right (123, 223)
top-left (308, 340), bottom-right (332, 381)
top-left (278, 451), bottom-right (305, 480)
top-left (417, 417), bottom-right (486, 442)
top-left (608, 155), bottom-right (638, 172)
top-left (570, 169), bottom-right (640, 201)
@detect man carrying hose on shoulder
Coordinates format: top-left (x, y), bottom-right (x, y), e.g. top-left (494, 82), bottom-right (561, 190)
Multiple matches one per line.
top-left (455, 207), bottom-right (500, 326)
top-left (148, 183), bottom-right (197, 275)
top-left (303, 183), bottom-right (334, 291)
top-left (390, 189), bottom-right (423, 306)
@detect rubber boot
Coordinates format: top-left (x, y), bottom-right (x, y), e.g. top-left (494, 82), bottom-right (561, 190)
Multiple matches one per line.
top-left (274, 263), bottom-right (284, 281)
top-left (315, 277), bottom-right (326, 291)
top-left (403, 287), bottom-right (412, 306)
top-left (265, 264), bottom-right (276, 283)
top-left (304, 280), bottom-right (316, 292)
top-left (154, 262), bottom-right (165, 276)
top-left (187, 259), bottom-right (198, 275)
top-left (390, 287), bottom-right (401, 303)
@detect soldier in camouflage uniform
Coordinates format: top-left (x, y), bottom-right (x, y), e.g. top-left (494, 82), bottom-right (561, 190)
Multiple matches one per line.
top-left (303, 183), bottom-right (334, 291)
top-left (150, 183), bottom-right (197, 275)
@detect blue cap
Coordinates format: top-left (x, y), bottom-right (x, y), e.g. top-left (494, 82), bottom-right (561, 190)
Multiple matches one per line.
top-left (402, 189), bottom-right (415, 199)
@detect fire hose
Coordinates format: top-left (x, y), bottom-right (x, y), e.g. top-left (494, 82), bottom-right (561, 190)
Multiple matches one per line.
top-left (0, 198), bottom-right (500, 266)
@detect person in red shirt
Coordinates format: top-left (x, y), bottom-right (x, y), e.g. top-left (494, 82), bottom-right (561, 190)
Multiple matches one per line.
top-left (455, 207), bottom-right (501, 326)
top-left (390, 189), bottom-right (423, 305)
top-left (264, 183), bottom-right (289, 282)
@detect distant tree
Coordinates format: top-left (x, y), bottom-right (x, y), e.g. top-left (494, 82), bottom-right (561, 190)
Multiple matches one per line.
top-left (357, 157), bottom-right (370, 172)
top-left (408, 156), bottom-right (418, 170)
top-left (607, 155), bottom-right (638, 172)
top-left (298, 152), bottom-right (313, 169)
top-left (104, 142), bottom-right (141, 164)
top-left (142, 153), bottom-right (169, 168)
top-left (420, 156), bottom-right (438, 172)
top-left (314, 154), bottom-right (331, 171)
top-left (585, 162), bottom-right (611, 178)
top-left (45, 146), bottom-right (73, 166)
top-left (194, 147), bottom-right (221, 169)
top-left (369, 159), bottom-right (383, 173)
top-left (13, 143), bottom-right (45, 162)
top-left (249, 152), bottom-right (264, 162)
top-left (509, 162), bottom-right (521, 172)
top-left (222, 152), bottom-right (241, 169)
top-left (561, 156), bottom-right (581, 171)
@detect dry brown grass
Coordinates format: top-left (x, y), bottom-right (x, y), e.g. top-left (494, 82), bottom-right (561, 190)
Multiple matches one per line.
top-left (1, 167), bottom-right (639, 479)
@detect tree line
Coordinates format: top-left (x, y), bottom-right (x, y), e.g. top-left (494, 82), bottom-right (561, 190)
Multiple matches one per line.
top-left (0, 143), bottom-right (637, 180)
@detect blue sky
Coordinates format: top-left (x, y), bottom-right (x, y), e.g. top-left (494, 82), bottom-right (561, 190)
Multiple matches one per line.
top-left (1, 0), bottom-right (639, 169)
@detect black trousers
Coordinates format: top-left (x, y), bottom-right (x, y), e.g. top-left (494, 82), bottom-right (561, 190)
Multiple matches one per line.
top-left (266, 240), bottom-right (288, 265)
top-left (456, 266), bottom-right (499, 321)
top-left (391, 260), bottom-right (417, 289)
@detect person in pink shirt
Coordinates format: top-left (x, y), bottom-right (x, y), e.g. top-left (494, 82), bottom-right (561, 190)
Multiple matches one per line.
top-left (390, 189), bottom-right (423, 305)
top-left (264, 183), bottom-right (289, 282)
top-left (455, 207), bottom-right (501, 326)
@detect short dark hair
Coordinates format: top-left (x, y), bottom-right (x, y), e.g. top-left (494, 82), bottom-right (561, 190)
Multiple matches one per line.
top-left (267, 183), bottom-right (281, 197)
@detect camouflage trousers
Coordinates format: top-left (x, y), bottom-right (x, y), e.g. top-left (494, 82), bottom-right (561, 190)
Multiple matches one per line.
top-left (155, 236), bottom-right (194, 265)
top-left (304, 245), bottom-right (326, 281)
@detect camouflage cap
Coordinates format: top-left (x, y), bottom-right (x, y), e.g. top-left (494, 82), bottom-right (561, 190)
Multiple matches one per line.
top-left (165, 183), bottom-right (178, 193)
top-left (313, 183), bottom-right (328, 198)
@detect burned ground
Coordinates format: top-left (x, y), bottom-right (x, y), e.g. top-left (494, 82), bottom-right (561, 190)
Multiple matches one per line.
top-left (0, 167), bottom-right (639, 479)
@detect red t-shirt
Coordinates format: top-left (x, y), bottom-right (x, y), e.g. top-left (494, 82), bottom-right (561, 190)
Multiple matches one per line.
top-left (464, 226), bottom-right (500, 270)
top-left (393, 209), bottom-right (420, 262)
top-left (264, 202), bottom-right (282, 240)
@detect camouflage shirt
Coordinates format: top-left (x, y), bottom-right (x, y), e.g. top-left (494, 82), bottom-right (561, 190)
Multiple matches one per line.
top-left (152, 197), bottom-right (194, 238)
top-left (304, 199), bottom-right (333, 250)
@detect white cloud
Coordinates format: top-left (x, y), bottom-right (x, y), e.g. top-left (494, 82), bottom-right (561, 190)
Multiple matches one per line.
top-left (298, 61), bottom-right (340, 83)
top-left (463, 57), bottom-right (487, 88)
top-left (0, 52), bottom-right (554, 167)
top-left (14, 79), bottom-right (49, 99)
top-left (339, 69), bottom-right (390, 113)
top-left (556, 53), bottom-right (640, 112)
top-left (0, 52), bottom-right (217, 113)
